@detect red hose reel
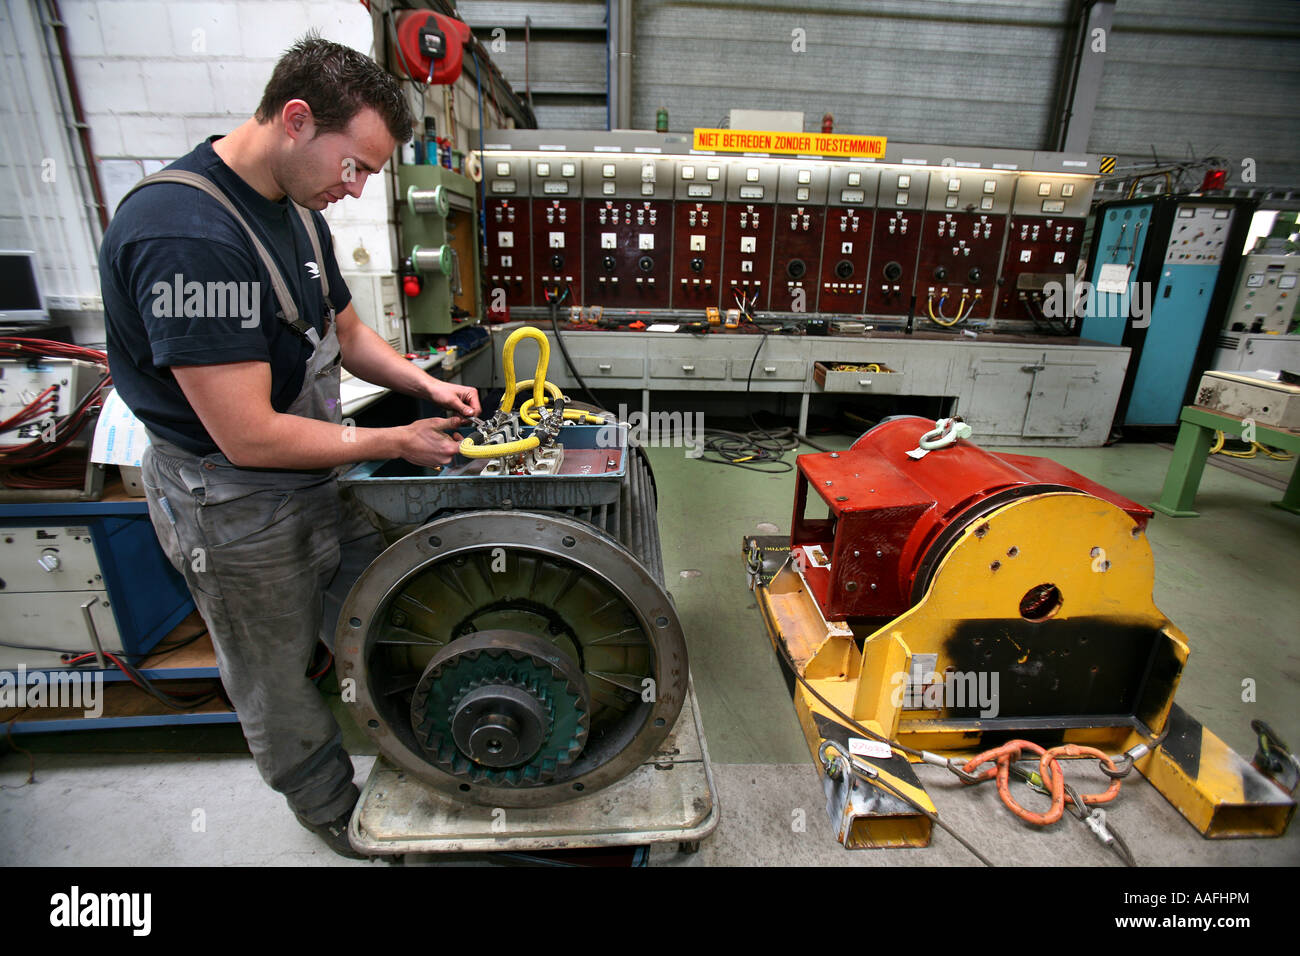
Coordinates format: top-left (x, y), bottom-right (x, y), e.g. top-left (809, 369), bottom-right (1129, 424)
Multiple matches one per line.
top-left (394, 10), bottom-right (472, 85)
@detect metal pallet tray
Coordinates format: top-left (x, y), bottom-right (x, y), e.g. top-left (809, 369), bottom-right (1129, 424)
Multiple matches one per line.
top-left (348, 682), bottom-right (719, 855)
top-left (340, 424), bottom-right (628, 523)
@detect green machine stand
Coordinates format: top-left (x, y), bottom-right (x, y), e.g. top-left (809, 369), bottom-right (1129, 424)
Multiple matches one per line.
top-left (1153, 405), bottom-right (1300, 517)
top-left (397, 164), bottom-right (482, 339)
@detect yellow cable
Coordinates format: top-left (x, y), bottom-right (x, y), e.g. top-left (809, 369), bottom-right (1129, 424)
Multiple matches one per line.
top-left (499, 327), bottom-right (550, 414)
top-left (928, 294), bottom-right (961, 328)
top-left (1210, 430), bottom-right (1265, 459)
top-left (513, 378), bottom-right (563, 407)
top-left (519, 398), bottom-right (604, 426)
top-left (1210, 429), bottom-right (1294, 462)
top-left (459, 433), bottom-right (540, 459)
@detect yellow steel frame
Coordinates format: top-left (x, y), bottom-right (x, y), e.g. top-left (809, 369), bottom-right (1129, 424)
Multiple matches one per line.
top-left (759, 492), bottom-right (1295, 847)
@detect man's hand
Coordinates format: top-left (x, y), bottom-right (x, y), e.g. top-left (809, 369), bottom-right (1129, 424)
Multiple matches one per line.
top-left (397, 416), bottom-right (466, 467)
top-left (428, 380), bottom-right (481, 418)
top-left (336, 304), bottom-right (482, 419)
top-left (172, 361), bottom-right (456, 470)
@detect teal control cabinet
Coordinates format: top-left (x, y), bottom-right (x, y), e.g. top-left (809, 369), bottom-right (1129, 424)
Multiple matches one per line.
top-left (1081, 196), bottom-right (1254, 429)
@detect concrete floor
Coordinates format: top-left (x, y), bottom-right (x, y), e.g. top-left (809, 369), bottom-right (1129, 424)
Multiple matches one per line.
top-left (2, 436), bottom-right (1298, 866)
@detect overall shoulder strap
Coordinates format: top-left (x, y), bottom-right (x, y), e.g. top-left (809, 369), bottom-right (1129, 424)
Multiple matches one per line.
top-left (120, 170), bottom-right (318, 344)
top-left (291, 203), bottom-right (333, 308)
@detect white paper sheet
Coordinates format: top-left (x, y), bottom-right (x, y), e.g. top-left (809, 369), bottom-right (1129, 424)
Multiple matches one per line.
top-left (90, 389), bottom-right (150, 466)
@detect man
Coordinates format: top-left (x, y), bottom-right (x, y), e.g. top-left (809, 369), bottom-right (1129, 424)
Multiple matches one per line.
top-left (100, 34), bottom-right (479, 859)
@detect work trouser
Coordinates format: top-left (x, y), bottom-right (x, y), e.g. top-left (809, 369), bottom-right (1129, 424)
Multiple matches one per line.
top-left (141, 437), bottom-right (386, 824)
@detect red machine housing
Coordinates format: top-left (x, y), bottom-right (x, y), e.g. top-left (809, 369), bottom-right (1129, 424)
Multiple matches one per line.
top-left (791, 416), bottom-right (1152, 620)
top-left (395, 11), bottom-right (472, 85)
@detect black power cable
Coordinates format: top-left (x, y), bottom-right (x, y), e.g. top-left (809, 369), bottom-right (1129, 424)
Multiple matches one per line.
top-left (698, 300), bottom-right (801, 471)
top-left (545, 286), bottom-right (603, 408)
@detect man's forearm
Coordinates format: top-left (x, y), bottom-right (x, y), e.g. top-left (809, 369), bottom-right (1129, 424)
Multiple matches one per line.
top-left (226, 413), bottom-right (403, 469)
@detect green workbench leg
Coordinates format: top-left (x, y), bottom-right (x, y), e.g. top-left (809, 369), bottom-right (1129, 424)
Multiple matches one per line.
top-left (1271, 459), bottom-right (1300, 516)
top-left (1152, 420), bottom-right (1214, 517)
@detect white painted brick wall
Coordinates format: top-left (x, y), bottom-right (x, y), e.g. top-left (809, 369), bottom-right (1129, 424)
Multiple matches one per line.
top-left (144, 60), bottom-right (218, 115)
top-left (235, 1), bottom-right (310, 59)
top-left (69, 0), bottom-right (396, 270)
top-left (168, 3), bottom-right (244, 57)
top-left (60, 0), bottom-right (106, 57)
top-left (116, 113), bottom-right (193, 158)
top-left (68, 0), bottom-right (515, 280)
top-left (208, 60), bottom-right (270, 114)
top-left (97, 1), bottom-right (173, 58)
top-left (75, 59), bottom-right (149, 115)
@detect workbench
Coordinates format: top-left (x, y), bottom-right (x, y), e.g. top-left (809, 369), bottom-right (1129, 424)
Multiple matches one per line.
top-left (1152, 405), bottom-right (1300, 517)
top-left (461, 324), bottom-right (1131, 446)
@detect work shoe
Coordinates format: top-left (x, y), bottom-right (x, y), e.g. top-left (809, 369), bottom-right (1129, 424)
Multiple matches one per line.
top-left (295, 807), bottom-right (369, 860)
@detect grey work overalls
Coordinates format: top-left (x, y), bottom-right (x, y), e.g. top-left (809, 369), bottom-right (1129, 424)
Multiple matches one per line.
top-left (124, 171), bottom-right (386, 826)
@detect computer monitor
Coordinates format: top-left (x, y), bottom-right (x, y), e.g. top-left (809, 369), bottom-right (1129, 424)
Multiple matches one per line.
top-left (0, 250), bottom-right (49, 326)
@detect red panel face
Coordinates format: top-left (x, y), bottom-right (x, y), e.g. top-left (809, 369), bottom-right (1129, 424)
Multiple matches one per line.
top-left (670, 202), bottom-right (724, 310)
top-left (864, 210), bottom-right (923, 316)
top-left (914, 212), bottom-right (1007, 322)
top-left (997, 216), bottom-right (1086, 323)
top-left (484, 197), bottom-right (531, 309)
top-left (582, 199), bottom-right (673, 309)
top-left (720, 202), bottom-right (774, 311)
top-left (818, 207), bottom-right (872, 314)
top-left (770, 204), bottom-right (827, 313)
top-left (531, 198), bottom-right (584, 306)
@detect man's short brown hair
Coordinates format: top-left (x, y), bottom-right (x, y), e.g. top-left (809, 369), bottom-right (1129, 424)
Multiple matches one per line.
top-left (256, 32), bottom-right (413, 144)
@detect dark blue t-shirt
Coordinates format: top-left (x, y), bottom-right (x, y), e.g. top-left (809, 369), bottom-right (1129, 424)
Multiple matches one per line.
top-left (101, 137), bottom-right (351, 456)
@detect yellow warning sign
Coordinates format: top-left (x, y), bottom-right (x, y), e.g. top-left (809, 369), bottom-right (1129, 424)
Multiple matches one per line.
top-left (1099, 155), bottom-right (1116, 174)
top-left (692, 128), bottom-right (886, 159)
